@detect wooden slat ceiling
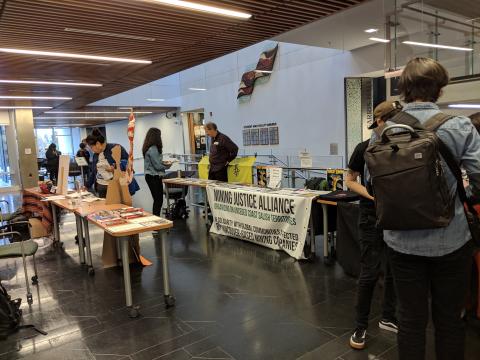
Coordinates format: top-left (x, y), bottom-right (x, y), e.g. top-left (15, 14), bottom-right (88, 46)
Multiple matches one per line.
top-left (0, 0), bottom-right (366, 126)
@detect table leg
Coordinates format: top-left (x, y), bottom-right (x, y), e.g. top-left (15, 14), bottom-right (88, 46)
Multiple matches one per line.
top-left (308, 211), bottom-right (316, 260)
top-left (75, 215), bottom-right (86, 265)
top-left (82, 218), bottom-right (94, 276)
top-left (160, 230), bottom-right (175, 308)
top-left (51, 203), bottom-right (62, 247)
top-left (119, 236), bottom-right (138, 318)
top-left (322, 203), bottom-right (328, 258)
top-left (165, 184), bottom-right (170, 217)
top-left (204, 188), bottom-right (210, 229)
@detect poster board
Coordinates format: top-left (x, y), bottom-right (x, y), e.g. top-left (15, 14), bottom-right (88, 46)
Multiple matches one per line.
top-left (56, 155), bottom-right (70, 195)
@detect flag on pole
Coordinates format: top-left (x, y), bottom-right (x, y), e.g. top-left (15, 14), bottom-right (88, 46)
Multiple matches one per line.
top-left (126, 111), bottom-right (136, 184)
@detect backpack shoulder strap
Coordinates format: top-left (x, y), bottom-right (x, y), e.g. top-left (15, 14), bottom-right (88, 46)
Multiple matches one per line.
top-left (389, 112), bottom-right (423, 129)
top-left (423, 113), bottom-right (454, 131)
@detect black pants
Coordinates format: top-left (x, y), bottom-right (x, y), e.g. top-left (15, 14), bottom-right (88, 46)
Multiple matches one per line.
top-left (355, 206), bottom-right (396, 329)
top-left (388, 241), bottom-right (473, 360)
top-left (208, 167), bottom-right (228, 182)
top-left (145, 174), bottom-right (163, 216)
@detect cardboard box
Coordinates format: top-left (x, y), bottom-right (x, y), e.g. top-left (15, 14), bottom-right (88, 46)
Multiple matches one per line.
top-left (29, 218), bottom-right (48, 239)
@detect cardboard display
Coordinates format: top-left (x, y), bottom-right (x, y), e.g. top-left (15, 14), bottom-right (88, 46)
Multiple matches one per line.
top-left (56, 155), bottom-right (70, 195)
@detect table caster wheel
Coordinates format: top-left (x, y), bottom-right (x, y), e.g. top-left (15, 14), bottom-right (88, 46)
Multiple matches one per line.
top-left (128, 306), bottom-right (140, 318)
top-left (88, 267), bottom-right (95, 276)
top-left (31, 275), bottom-right (38, 285)
top-left (164, 295), bottom-right (176, 308)
top-left (27, 293), bottom-right (33, 305)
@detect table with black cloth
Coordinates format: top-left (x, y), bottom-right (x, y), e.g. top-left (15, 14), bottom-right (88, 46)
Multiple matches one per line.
top-left (335, 201), bottom-right (361, 277)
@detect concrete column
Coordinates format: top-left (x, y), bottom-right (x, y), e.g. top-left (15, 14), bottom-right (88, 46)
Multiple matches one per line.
top-left (14, 109), bottom-right (39, 189)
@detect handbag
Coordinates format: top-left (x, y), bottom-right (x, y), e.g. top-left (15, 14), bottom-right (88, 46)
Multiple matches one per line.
top-left (437, 139), bottom-right (480, 247)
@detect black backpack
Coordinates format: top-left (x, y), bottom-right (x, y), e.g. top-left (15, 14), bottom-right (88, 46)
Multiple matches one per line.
top-left (365, 112), bottom-right (455, 230)
top-left (0, 282), bottom-right (23, 339)
top-left (0, 282), bottom-right (47, 340)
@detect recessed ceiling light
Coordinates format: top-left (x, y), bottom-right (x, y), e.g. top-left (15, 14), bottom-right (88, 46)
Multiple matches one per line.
top-left (448, 104), bottom-right (480, 109)
top-left (146, 98), bottom-right (165, 101)
top-left (0, 48), bottom-right (152, 64)
top-left (152, 0), bottom-right (252, 19)
top-left (188, 87), bottom-right (207, 91)
top-left (369, 37), bottom-right (390, 43)
top-left (46, 111), bottom-right (153, 114)
top-left (0, 96), bottom-right (72, 100)
top-left (402, 41), bottom-right (473, 52)
top-left (364, 28), bottom-right (378, 33)
top-left (0, 80), bottom-right (102, 87)
top-left (0, 106), bottom-right (52, 109)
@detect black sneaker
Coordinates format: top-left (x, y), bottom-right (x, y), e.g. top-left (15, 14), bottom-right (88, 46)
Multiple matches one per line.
top-left (349, 328), bottom-right (366, 350)
top-left (379, 318), bottom-right (398, 333)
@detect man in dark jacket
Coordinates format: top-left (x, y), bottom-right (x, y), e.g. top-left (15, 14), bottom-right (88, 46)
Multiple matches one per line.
top-left (205, 122), bottom-right (238, 182)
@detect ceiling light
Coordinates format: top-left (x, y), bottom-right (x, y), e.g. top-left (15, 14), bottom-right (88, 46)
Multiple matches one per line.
top-left (0, 48), bottom-right (152, 64)
top-left (0, 80), bottom-right (102, 87)
top-left (152, 0), bottom-right (252, 19)
top-left (384, 68), bottom-right (404, 79)
top-left (0, 96), bottom-right (72, 100)
top-left (369, 37), bottom-right (390, 43)
top-left (46, 111), bottom-right (152, 114)
top-left (188, 87), bottom-right (207, 91)
top-left (146, 98), bottom-right (165, 101)
top-left (364, 28), bottom-right (378, 33)
top-left (402, 41), bottom-right (473, 52)
top-left (0, 106), bottom-right (52, 109)
top-left (34, 116), bottom-right (126, 119)
top-left (448, 104), bottom-right (480, 109)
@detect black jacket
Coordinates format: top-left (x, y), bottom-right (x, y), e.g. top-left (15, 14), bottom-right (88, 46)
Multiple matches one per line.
top-left (209, 132), bottom-right (238, 172)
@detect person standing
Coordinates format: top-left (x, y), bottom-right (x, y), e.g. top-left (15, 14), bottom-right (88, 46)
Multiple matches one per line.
top-left (142, 128), bottom-right (172, 216)
top-left (368, 58), bottom-right (480, 360)
top-left (85, 129), bottom-right (128, 198)
top-left (347, 101), bottom-right (401, 350)
top-left (204, 122), bottom-right (238, 182)
top-left (45, 143), bottom-right (61, 184)
top-left (76, 142), bottom-right (90, 185)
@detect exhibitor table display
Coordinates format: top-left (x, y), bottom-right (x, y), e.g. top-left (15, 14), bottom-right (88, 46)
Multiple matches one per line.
top-left (206, 182), bottom-right (327, 259)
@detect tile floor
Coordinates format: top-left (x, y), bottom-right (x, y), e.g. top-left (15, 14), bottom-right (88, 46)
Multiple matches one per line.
top-left (0, 208), bottom-right (479, 359)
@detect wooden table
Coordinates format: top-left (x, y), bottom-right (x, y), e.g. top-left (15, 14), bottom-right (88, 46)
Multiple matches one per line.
top-left (86, 205), bottom-right (174, 317)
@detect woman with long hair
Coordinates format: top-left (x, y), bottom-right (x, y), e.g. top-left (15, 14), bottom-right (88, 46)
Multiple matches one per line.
top-left (85, 128), bottom-right (128, 198)
top-left (143, 128), bottom-right (171, 216)
top-left (45, 143), bottom-right (61, 184)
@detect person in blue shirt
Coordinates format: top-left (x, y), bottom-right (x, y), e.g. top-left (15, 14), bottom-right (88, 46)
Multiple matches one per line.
top-left (85, 128), bottom-right (129, 198)
top-left (142, 128), bottom-right (172, 216)
top-left (369, 58), bottom-right (480, 360)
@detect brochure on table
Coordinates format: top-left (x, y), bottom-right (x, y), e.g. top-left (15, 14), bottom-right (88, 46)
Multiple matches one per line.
top-left (88, 207), bottom-right (172, 232)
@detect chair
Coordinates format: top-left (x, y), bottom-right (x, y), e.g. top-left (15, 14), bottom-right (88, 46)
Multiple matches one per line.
top-left (0, 229), bottom-right (39, 305)
top-left (163, 171), bottom-right (190, 219)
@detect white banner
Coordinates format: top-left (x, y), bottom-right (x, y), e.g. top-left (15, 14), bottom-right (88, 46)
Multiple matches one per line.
top-left (206, 184), bottom-right (314, 259)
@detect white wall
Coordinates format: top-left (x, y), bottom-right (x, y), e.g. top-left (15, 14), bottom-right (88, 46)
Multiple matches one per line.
top-left (178, 41), bottom-right (380, 168)
top-left (105, 113), bottom-right (184, 210)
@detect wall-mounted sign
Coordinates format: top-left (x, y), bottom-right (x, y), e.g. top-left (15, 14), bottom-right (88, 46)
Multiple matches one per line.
top-left (243, 123), bottom-right (279, 146)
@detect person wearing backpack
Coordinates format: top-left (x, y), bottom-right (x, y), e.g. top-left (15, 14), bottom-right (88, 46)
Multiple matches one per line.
top-left (347, 101), bottom-right (402, 350)
top-left (366, 58), bottom-right (480, 360)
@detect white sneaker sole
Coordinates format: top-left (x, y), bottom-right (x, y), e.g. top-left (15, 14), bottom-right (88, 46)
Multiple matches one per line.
top-left (379, 322), bottom-right (398, 334)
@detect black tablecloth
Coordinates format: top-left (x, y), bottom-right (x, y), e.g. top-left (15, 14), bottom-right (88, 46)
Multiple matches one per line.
top-left (336, 202), bottom-right (361, 277)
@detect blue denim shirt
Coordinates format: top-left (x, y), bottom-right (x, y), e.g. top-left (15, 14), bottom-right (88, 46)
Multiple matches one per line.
top-left (144, 145), bottom-right (166, 176)
top-left (367, 102), bottom-right (480, 256)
